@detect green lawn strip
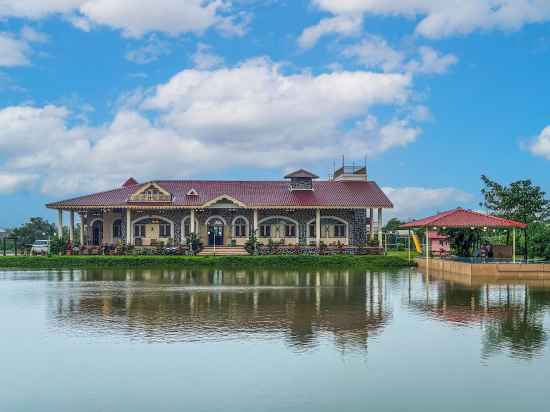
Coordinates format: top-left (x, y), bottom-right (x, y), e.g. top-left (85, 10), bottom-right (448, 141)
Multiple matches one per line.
top-left (0, 254), bottom-right (414, 270)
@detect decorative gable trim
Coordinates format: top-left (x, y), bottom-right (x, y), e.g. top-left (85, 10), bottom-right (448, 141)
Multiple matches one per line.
top-left (128, 182), bottom-right (172, 203)
top-left (202, 194), bottom-right (247, 209)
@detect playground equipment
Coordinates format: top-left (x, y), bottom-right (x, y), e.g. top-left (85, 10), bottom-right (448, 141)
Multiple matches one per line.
top-left (411, 232), bottom-right (422, 253)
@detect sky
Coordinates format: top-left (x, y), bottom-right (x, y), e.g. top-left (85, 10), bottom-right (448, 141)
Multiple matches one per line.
top-left (1, 0), bottom-right (550, 227)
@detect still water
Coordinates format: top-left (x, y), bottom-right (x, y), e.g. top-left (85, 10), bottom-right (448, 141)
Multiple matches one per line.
top-left (1, 267), bottom-right (549, 412)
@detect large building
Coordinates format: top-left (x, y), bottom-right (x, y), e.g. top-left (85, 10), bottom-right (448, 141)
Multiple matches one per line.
top-left (46, 166), bottom-right (393, 248)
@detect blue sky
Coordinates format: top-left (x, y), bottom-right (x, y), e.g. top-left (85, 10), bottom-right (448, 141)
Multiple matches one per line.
top-left (1, 0), bottom-right (550, 227)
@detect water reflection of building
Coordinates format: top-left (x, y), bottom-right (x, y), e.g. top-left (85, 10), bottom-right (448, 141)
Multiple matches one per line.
top-left (48, 269), bottom-right (393, 353)
top-left (408, 270), bottom-right (549, 359)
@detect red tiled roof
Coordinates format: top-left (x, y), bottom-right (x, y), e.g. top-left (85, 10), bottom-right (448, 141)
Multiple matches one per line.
top-left (46, 180), bottom-right (393, 209)
top-left (401, 208), bottom-right (527, 229)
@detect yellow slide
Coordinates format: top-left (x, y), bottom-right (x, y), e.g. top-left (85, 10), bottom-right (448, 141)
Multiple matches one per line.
top-left (411, 233), bottom-right (422, 253)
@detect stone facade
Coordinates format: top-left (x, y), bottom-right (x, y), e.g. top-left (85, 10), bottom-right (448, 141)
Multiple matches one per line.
top-left (77, 207), bottom-right (373, 247)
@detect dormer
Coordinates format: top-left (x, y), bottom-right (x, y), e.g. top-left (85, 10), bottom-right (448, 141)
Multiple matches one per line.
top-left (128, 182), bottom-right (172, 203)
top-left (284, 169), bottom-right (319, 191)
top-left (187, 188), bottom-right (199, 196)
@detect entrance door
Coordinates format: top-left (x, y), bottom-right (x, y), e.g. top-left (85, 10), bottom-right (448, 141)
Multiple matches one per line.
top-left (208, 220), bottom-right (224, 246)
top-left (92, 220), bottom-right (103, 246)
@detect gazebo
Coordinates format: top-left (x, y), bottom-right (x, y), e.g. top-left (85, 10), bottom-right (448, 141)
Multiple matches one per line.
top-left (400, 208), bottom-right (527, 263)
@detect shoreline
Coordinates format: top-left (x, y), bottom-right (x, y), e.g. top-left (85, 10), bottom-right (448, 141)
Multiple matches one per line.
top-left (0, 254), bottom-right (414, 270)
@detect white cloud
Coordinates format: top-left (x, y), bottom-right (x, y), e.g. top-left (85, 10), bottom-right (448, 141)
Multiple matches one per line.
top-left (20, 26), bottom-right (48, 43)
top-left (405, 46), bottom-right (458, 74)
top-left (192, 43), bottom-right (223, 69)
top-left (0, 172), bottom-right (37, 193)
top-left (383, 186), bottom-right (475, 221)
top-left (0, 32), bottom-right (30, 67)
top-left (0, 0), bottom-right (243, 38)
top-left (343, 35), bottom-right (457, 75)
top-left (527, 125), bottom-right (550, 160)
top-left (342, 35), bottom-right (405, 72)
top-left (125, 35), bottom-right (170, 64)
top-left (298, 14), bottom-right (362, 49)
top-left (0, 59), bottom-right (421, 195)
top-left (0, 27), bottom-right (48, 67)
top-left (309, 0), bottom-right (550, 39)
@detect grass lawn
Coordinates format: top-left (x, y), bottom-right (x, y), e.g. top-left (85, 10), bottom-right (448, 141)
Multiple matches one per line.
top-left (0, 254), bottom-right (415, 270)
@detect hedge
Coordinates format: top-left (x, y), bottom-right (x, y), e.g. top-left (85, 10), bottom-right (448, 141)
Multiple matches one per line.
top-left (0, 254), bottom-right (413, 270)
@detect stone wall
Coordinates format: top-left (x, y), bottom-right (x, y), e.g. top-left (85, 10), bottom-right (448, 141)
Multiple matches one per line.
top-left (82, 207), bottom-right (371, 246)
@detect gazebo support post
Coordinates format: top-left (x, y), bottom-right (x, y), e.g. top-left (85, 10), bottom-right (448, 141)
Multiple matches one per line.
top-left (408, 229), bottom-right (411, 263)
top-left (425, 226), bottom-right (429, 264)
top-left (512, 228), bottom-right (516, 264)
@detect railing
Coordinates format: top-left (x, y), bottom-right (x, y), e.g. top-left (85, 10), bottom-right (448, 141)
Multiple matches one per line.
top-left (333, 165), bottom-right (366, 178)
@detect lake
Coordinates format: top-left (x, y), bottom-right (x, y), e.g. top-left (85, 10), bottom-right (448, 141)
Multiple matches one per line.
top-left (1, 267), bottom-right (549, 411)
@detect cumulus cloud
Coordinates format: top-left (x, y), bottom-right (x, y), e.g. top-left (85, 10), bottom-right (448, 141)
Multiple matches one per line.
top-left (125, 35), bottom-right (170, 64)
top-left (383, 186), bottom-right (475, 221)
top-left (527, 126), bottom-right (550, 160)
top-left (0, 0), bottom-right (243, 38)
top-left (308, 0), bottom-right (550, 40)
top-left (343, 35), bottom-right (458, 75)
top-left (191, 43), bottom-right (224, 69)
top-left (0, 59), bottom-right (422, 195)
top-left (0, 26), bottom-right (49, 67)
top-left (298, 14), bottom-right (362, 49)
top-left (0, 32), bottom-right (31, 67)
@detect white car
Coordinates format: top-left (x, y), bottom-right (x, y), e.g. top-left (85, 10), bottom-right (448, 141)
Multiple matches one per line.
top-left (31, 240), bottom-right (50, 255)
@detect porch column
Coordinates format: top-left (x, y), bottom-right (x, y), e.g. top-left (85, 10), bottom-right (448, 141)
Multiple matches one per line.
top-left (80, 213), bottom-right (85, 245)
top-left (69, 211), bottom-right (75, 242)
top-left (315, 208), bottom-right (321, 247)
top-left (190, 209), bottom-right (196, 234)
top-left (57, 209), bottom-right (63, 238)
top-left (253, 209), bottom-right (258, 234)
top-left (126, 208), bottom-right (132, 245)
top-left (377, 208), bottom-right (383, 248)
top-left (369, 208), bottom-right (374, 239)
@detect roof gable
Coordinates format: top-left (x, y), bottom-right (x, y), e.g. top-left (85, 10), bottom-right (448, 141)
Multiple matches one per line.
top-left (284, 169), bottom-right (319, 179)
top-left (202, 194), bottom-right (247, 208)
top-left (128, 182), bottom-right (172, 203)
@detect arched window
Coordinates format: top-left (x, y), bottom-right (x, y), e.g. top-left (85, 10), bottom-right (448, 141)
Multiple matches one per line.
top-left (234, 217), bottom-right (248, 238)
top-left (258, 216), bottom-right (299, 239)
top-left (113, 219), bottom-right (123, 239)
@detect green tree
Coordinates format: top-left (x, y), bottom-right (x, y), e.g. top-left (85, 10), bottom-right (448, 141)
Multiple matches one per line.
top-left (480, 176), bottom-right (550, 259)
top-left (383, 218), bottom-right (404, 232)
top-left (10, 217), bottom-right (56, 246)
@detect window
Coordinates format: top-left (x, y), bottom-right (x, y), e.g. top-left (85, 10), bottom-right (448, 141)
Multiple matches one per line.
top-left (285, 224), bottom-right (296, 237)
top-left (260, 225), bottom-right (271, 237)
top-left (134, 224), bottom-right (146, 237)
top-left (159, 223), bottom-right (171, 237)
top-left (113, 220), bottom-right (123, 238)
top-left (334, 224), bottom-right (346, 238)
top-left (309, 223), bottom-right (316, 238)
top-left (234, 218), bottom-right (247, 238)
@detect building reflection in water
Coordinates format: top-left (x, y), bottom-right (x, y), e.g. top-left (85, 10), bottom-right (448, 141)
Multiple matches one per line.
top-left (409, 270), bottom-right (549, 360)
top-left (48, 269), bottom-right (393, 354)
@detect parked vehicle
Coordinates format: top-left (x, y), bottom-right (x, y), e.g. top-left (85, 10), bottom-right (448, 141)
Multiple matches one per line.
top-left (31, 239), bottom-right (50, 255)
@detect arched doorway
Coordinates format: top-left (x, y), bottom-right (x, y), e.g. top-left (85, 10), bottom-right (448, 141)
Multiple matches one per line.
top-left (207, 218), bottom-right (225, 246)
top-left (91, 220), bottom-right (103, 246)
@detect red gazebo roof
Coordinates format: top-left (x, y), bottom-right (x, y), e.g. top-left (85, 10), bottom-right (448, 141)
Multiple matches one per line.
top-left (400, 208), bottom-right (527, 229)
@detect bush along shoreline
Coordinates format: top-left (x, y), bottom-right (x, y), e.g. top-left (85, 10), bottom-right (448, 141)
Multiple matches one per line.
top-left (0, 254), bottom-right (414, 270)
